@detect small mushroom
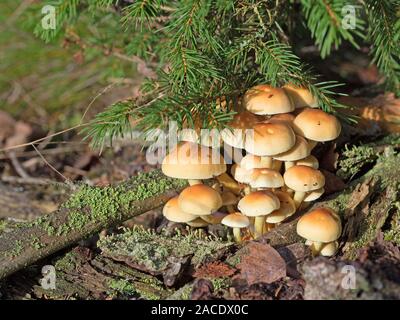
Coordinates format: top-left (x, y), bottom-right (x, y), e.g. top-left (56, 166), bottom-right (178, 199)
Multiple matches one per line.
top-left (163, 197), bottom-right (197, 223)
top-left (243, 84), bottom-right (295, 115)
top-left (284, 165), bottom-right (325, 208)
top-left (178, 184), bottom-right (222, 216)
top-left (320, 241), bottom-right (339, 257)
top-left (238, 191), bottom-right (280, 238)
top-left (221, 212), bottom-right (250, 243)
top-left (249, 168), bottom-right (284, 190)
top-left (200, 211), bottom-right (228, 224)
top-left (244, 122), bottom-right (296, 169)
top-left (296, 155), bottom-right (319, 169)
top-left (296, 207), bottom-right (341, 256)
top-left (273, 135), bottom-right (311, 171)
top-left (186, 218), bottom-right (210, 228)
top-left (231, 164), bottom-right (252, 194)
top-left (265, 191), bottom-right (296, 227)
top-left (162, 141), bottom-right (226, 186)
top-left (283, 84), bottom-right (318, 108)
top-left (293, 108), bottom-right (341, 142)
top-left (221, 191), bottom-right (238, 213)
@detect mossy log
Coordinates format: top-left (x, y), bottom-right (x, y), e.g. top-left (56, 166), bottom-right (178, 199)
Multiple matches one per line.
top-left (0, 170), bottom-right (187, 280)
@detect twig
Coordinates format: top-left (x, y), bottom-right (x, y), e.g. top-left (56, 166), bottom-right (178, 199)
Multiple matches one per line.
top-left (7, 151), bottom-right (30, 179)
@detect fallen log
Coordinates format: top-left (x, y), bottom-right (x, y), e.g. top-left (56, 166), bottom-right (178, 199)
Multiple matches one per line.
top-left (0, 170), bottom-right (187, 280)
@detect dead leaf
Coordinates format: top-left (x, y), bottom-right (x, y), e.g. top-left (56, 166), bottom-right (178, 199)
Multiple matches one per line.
top-left (321, 169), bottom-right (346, 195)
top-left (190, 278), bottom-right (215, 300)
top-left (233, 242), bottom-right (286, 285)
top-left (193, 261), bottom-right (236, 279)
top-left (163, 255), bottom-right (192, 287)
top-left (319, 143), bottom-right (339, 172)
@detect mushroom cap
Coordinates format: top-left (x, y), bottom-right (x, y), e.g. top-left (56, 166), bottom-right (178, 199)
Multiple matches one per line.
top-left (163, 197), bottom-right (197, 223)
top-left (162, 141), bottom-right (226, 180)
top-left (221, 191), bottom-right (237, 206)
top-left (178, 184), bottom-right (222, 216)
top-left (240, 154), bottom-right (270, 170)
top-left (186, 217), bottom-right (209, 228)
top-left (238, 191), bottom-right (280, 217)
top-left (244, 122), bottom-right (296, 156)
top-left (221, 111), bottom-right (260, 148)
top-left (283, 84), bottom-right (318, 108)
top-left (284, 165), bottom-right (325, 192)
top-left (273, 135), bottom-right (311, 161)
top-left (201, 211), bottom-right (228, 224)
top-left (265, 191), bottom-right (296, 223)
top-left (320, 241), bottom-right (339, 257)
top-left (293, 108), bottom-right (341, 142)
top-left (231, 164), bottom-right (251, 184)
top-left (221, 212), bottom-right (250, 228)
top-left (303, 187), bottom-right (325, 202)
top-left (249, 168), bottom-right (284, 189)
top-left (243, 85), bottom-right (294, 115)
top-left (296, 155), bottom-right (319, 169)
top-left (296, 207), bottom-right (342, 243)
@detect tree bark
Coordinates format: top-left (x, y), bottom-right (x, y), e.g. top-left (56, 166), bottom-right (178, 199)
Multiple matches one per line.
top-left (0, 170), bottom-right (187, 280)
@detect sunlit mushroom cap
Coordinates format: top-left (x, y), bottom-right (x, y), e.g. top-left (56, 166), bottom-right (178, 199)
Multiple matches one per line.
top-left (283, 84), bottom-right (318, 108)
top-left (220, 111), bottom-right (260, 148)
top-left (163, 197), bottom-right (197, 223)
top-left (244, 122), bottom-right (296, 156)
top-left (178, 184), bottom-right (222, 216)
top-left (320, 241), bottom-right (339, 256)
top-left (296, 155), bottom-right (319, 169)
top-left (162, 141), bottom-right (226, 180)
top-left (231, 164), bottom-right (251, 184)
top-left (238, 191), bottom-right (280, 217)
top-left (221, 212), bottom-right (250, 228)
top-left (265, 191), bottom-right (296, 223)
top-left (284, 165), bottom-right (325, 192)
top-left (240, 154), bottom-right (271, 170)
top-left (293, 108), bottom-right (341, 142)
top-left (296, 207), bottom-right (342, 243)
top-left (243, 84), bottom-right (294, 115)
top-left (249, 168), bottom-right (284, 189)
top-left (273, 135), bottom-right (311, 161)
top-left (303, 187), bottom-right (325, 202)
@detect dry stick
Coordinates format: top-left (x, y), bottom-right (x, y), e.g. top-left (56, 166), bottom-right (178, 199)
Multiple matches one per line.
top-left (0, 170), bottom-right (187, 280)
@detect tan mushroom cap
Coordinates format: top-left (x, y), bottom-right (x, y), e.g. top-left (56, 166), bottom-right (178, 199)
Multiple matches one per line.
top-left (243, 84), bottom-right (294, 115)
top-left (231, 164), bottom-right (251, 184)
top-left (221, 191), bottom-right (237, 206)
top-left (273, 135), bottom-right (311, 161)
top-left (283, 84), bottom-right (318, 108)
top-left (221, 212), bottom-right (250, 228)
top-left (221, 111), bottom-right (260, 148)
top-left (293, 108), bottom-right (341, 142)
top-left (162, 141), bottom-right (226, 180)
top-left (284, 165), bottom-right (325, 192)
top-left (186, 218), bottom-right (209, 228)
top-left (303, 187), bottom-right (325, 202)
top-left (265, 191), bottom-right (296, 223)
top-left (238, 191), bottom-right (280, 217)
top-left (320, 241), bottom-right (339, 256)
top-left (163, 197), bottom-right (197, 223)
top-left (244, 122), bottom-right (296, 156)
top-left (296, 155), bottom-right (319, 169)
top-left (240, 154), bottom-right (271, 170)
top-left (249, 168), bottom-right (284, 189)
top-left (178, 184), bottom-right (222, 216)
top-left (201, 211), bottom-right (228, 224)
top-left (297, 207), bottom-right (342, 243)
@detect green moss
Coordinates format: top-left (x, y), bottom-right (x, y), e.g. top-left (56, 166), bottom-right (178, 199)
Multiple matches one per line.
top-left (30, 236), bottom-right (46, 250)
top-left (54, 251), bottom-right (78, 273)
top-left (6, 240), bottom-right (23, 258)
top-left (0, 220), bottom-right (7, 233)
top-left (211, 277), bottom-right (231, 291)
top-left (107, 278), bottom-right (138, 298)
top-left (384, 202), bottom-right (400, 245)
top-left (337, 144), bottom-right (377, 180)
top-left (98, 226), bottom-right (232, 273)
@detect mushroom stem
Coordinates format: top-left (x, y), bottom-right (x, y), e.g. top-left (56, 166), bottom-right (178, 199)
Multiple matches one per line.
top-left (254, 216), bottom-right (265, 238)
top-left (284, 161), bottom-right (295, 171)
top-left (261, 156), bottom-right (273, 169)
top-left (233, 228), bottom-right (242, 243)
top-left (244, 185), bottom-right (251, 195)
top-left (188, 179), bottom-right (202, 186)
top-left (310, 241), bottom-right (324, 256)
top-left (293, 191), bottom-right (306, 208)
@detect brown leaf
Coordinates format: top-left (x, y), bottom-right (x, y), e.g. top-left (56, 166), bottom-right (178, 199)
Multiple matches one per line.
top-left (233, 242), bottom-right (286, 286)
top-left (163, 255), bottom-right (192, 287)
top-left (190, 278), bottom-right (215, 300)
top-left (193, 261), bottom-right (236, 279)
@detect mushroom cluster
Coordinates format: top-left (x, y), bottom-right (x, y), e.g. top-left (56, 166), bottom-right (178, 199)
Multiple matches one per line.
top-left (161, 84), bottom-right (342, 256)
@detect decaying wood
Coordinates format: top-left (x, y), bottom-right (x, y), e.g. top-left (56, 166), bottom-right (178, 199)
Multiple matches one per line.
top-left (0, 170), bottom-right (187, 280)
